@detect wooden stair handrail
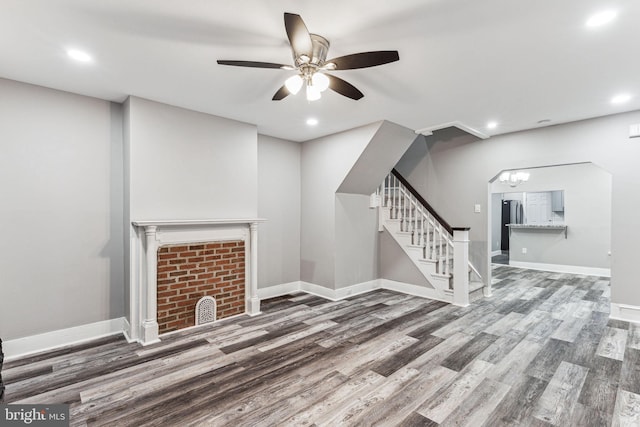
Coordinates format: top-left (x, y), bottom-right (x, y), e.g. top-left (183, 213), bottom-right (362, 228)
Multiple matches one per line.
top-left (391, 168), bottom-right (454, 235)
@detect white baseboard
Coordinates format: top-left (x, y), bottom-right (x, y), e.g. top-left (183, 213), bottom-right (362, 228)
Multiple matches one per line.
top-left (257, 281), bottom-right (304, 300)
top-left (3, 317), bottom-right (126, 361)
top-left (610, 303), bottom-right (640, 324)
top-left (122, 317), bottom-right (136, 343)
top-left (380, 279), bottom-right (451, 303)
top-left (508, 261), bottom-right (610, 277)
top-left (491, 250), bottom-right (502, 257)
top-left (257, 278), bottom-right (451, 304)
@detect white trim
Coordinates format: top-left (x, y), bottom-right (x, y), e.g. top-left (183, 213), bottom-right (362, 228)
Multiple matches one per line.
top-left (132, 218), bottom-right (266, 227)
top-left (332, 280), bottom-right (381, 300)
top-left (508, 260), bottom-right (610, 277)
top-left (380, 279), bottom-right (452, 303)
top-left (415, 121), bottom-right (489, 140)
top-left (3, 317), bottom-right (126, 361)
top-left (122, 317), bottom-right (136, 343)
top-left (610, 303), bottom-right (640, 324)
top-left (491, 250), bottom-right (502, 257)
top-left (257, 279), bottom-right (453, 304)
top-left (257, 281), bottom-right (304, 299)
top-left (299, 281), bottom-right (342, 301)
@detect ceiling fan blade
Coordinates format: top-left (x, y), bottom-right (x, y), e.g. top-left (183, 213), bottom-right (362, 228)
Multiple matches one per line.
top-left (217, 60), bottom-right (291, 69)
top-left (326, 74), bottom-right (364, 100)
top-left (325, 51), bottom-right (399, 70)
top-left (272, 85), bottom-right (290, 101)
top-left (284, 13), bottom-right (313, 58)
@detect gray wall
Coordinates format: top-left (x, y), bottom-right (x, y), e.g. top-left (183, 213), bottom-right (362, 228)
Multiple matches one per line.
top-left (257, 134), bottom-right (301, 288)
top-left (378, 231), bottom-right (432, 287)
top-left (300, 120), bottom-right (418, 289)
top-left (123, 97), bottom-right (259, 333)
top-left (491, 193), bottom-right (502, 253)
top-left (300, 122), bottom-right (380, 288)
top-left (493, 163), bottom-right (611, 269)
top-left (126, 96), bottom-right (258, 220)
top-left (334, 193), bottom-right (379, 288)
top-left (0, 78), bottom-right (124, 340)
top-left (395, 110), bottom-right (640, 306)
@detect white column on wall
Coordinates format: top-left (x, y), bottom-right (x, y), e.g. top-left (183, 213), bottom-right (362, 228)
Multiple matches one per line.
top-left (142, 226), bottom-right (160, 345)
top-left (247, 222), bottom-right (261, 315)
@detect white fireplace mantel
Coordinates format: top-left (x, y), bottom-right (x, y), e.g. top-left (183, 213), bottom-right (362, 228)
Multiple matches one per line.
top-left (129, 218), bottom-right (265, 345)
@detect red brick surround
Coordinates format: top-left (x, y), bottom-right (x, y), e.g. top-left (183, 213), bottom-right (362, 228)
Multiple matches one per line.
top-left (156, 241), bottom-right (245, 333)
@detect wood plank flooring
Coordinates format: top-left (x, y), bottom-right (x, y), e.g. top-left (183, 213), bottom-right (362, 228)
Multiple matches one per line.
top-left (3, 265), bottom-right (640, 426)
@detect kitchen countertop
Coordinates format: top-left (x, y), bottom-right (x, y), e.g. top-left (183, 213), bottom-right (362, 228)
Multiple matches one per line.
top-left (507, 223), bottom-right (568, 238)
top-left (507, 224), bottom-right (566, 229)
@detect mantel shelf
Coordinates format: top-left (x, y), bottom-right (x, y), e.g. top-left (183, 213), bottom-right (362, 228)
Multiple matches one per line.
top-left (132, 218), bottom-right (266, 228)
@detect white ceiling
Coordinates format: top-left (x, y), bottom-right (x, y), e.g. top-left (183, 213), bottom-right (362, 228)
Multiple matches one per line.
top-left (1, 0), bottom-right (639, 142)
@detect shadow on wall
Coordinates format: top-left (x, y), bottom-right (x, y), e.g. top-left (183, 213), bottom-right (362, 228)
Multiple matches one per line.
top-left (98, 102), bottom-right (125, 319)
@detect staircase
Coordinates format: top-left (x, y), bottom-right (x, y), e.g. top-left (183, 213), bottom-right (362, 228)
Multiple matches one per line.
top-left (375, 170), bottom-right (484, 305)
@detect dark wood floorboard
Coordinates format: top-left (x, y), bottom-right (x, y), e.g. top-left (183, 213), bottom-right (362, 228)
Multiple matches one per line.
top-left (3, 265), bottom-right (639, 426)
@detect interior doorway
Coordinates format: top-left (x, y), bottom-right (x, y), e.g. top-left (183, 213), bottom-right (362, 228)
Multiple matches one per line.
top-left (487, 162), bottom-right (612, 293)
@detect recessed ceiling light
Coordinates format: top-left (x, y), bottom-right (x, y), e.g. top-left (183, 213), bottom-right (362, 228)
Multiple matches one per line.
top-left (67, 49), bottom-right (92, 63)
top-left (487, 121), bottom-right (498, 129)
top-left (306, 118), bottom-right (318, 126)
top-left (611, 94), bottom-right (632, 104)
top-left (586, 10), bottom-right (617, 27)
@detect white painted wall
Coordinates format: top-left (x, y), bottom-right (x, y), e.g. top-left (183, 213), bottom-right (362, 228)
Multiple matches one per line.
top-left (0, 78), bottom-right (124, 340)
top-left (126, 96), bottom-right (258, 221)
top-left (395, 110), bottom-right (640, 306)
top-left (257, 134), bottom-right (301, 288)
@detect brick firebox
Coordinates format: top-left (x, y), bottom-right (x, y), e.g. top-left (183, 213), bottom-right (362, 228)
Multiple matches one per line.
top-left (156, 241), bottom-right (245, 333)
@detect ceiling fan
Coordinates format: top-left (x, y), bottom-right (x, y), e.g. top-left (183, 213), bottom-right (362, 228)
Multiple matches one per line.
top-left (217, 13), bottom-right (399, 102)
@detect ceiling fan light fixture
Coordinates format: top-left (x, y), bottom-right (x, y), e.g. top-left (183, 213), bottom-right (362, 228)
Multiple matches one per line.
top-left (306, 84), bottom-right (321, 101)
top-left (285, 74), bottom-right (303, 95)
top-left (311, 72), bottom-right (330, 92)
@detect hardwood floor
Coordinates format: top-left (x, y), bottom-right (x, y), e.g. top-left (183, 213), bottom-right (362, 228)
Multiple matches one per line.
top-left (3, 265), bottom-right (640, 426)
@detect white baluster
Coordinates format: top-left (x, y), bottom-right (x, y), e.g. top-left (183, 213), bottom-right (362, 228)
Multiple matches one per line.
top-left (445, 238), bottom-right (450, 276)
top-left (425, 216), bottom-right (431, 259)
top-left (438, 223), bottom-right (442, 274)
top-left (382, 176), bottom-right (387, 207)
top-left (420, 209), bottom-right (425, 247)
top-left (409, 196), bottom-right (414, 244)
top-left (399, 190), bottom-right (404, 230)
top-left (390, 176), bottom-right (395, 219)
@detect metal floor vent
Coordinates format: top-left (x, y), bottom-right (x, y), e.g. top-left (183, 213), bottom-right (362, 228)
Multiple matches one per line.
top-left (195, 296), bottom-right (217, 326)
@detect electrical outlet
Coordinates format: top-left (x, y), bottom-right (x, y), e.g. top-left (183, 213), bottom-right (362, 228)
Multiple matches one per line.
top-left (522, 248), bottom-right (527, 254)
top-left (474, 204), bottom-right (481, 213)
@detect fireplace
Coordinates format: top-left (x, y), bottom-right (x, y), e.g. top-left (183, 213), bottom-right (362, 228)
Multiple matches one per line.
top-left (130, 219), bottom-right (263, 345)
top-left (156, 241), bottom-right (245, 333)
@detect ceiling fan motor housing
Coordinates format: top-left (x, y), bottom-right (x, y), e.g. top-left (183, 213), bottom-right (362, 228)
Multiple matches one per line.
top-left (297, 34), bottom-right (330, 67)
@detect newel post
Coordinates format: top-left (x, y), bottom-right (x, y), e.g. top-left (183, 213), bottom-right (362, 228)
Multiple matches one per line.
top-left (452, 227), bottom-right (470, 307)
top-left (142, 226), bottom-right (160, 345)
